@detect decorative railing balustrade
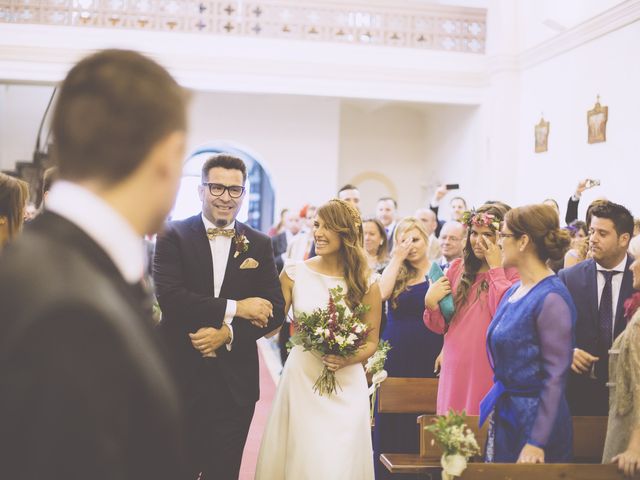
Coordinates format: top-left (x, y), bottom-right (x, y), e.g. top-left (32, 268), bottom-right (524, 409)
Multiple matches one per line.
top-left (0, 1), bottom-right (486, 53)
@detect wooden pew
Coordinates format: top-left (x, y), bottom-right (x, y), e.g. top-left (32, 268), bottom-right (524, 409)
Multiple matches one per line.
top-left (381, 415), bottom-right (636, 479)
top-left (376, 377), bottom-right (439, 414)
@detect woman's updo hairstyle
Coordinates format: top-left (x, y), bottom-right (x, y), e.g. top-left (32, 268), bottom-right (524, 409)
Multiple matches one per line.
top-left (504, 204), bottom-right (571, 262)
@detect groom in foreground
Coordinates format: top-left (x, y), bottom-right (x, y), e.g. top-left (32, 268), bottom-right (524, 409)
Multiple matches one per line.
top-left (154, 154), bottom-right (284, 479)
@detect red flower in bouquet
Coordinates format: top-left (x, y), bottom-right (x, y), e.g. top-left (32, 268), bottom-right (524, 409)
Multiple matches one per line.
top-left (289, 285), bottom-right (371, 396)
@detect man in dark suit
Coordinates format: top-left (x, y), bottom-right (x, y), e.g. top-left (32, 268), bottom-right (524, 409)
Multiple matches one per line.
top-left (0, 50), bottom-right (188, 479)
top-left (558, 201), bottom-right (635, 415)
top-left (271, 209), bottom-right (300, 273)
top-left (154, 154), bottom-right (285, 480)
top-left (376, 196), bottom-right (398, 252)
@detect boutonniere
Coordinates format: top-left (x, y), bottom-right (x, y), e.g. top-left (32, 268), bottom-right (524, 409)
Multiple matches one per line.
top-left (233, 232), bottom-right (250, 258)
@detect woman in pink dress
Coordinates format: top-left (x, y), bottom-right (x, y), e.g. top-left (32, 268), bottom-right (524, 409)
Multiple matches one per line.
top-left (423, 204), bottom-right (518, 415)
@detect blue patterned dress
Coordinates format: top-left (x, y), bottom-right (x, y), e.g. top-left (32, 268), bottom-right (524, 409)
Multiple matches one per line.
top-left (480, 276), bottom-right (576, 462)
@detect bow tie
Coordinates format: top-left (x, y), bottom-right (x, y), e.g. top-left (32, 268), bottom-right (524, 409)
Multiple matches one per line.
top-left (207, 228), bottom-right (235, 239)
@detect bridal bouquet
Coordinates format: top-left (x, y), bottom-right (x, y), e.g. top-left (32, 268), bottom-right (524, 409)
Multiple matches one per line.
top-left (289, 285), bottom-right (370, 396)
top-left (425, 410), bottom-right (481, 480)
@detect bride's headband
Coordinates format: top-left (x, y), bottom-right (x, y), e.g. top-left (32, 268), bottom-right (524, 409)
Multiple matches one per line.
top-left (329, 198), bottom-right (362, 228)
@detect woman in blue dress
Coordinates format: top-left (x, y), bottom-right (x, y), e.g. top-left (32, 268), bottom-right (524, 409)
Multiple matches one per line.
top-left (480, 204), bottom-right (576, 463)
top-left (374, 217), bottom-right (443, 478)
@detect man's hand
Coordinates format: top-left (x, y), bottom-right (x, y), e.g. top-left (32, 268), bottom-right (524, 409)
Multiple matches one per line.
top-left (236, 297), bottom-right (273, 328)
top-left (575, 179), bottom-right (598, 198)
top-left (432, 184), bottom-right (448, 204)
top-left (571, 348), bottom-right (599, 374)
top-left (189, 325), bottom-right (230, 357)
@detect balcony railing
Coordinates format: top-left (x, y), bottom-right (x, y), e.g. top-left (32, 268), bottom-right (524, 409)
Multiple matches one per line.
top-left (0, 0), bottom-right (486, 54)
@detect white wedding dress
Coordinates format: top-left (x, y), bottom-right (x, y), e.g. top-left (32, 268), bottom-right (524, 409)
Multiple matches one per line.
top-left (255, 262), bottom-right (375, 480)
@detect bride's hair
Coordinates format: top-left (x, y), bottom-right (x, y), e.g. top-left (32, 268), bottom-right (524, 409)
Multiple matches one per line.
top-left (316, 199), bottom-right (370, 309)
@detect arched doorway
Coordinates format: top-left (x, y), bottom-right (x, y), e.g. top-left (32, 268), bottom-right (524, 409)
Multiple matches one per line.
top-left (171, 143), bottom-right (275, 232)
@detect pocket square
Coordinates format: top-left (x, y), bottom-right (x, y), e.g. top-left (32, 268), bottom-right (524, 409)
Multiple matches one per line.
top-left (240, 258), bottom-right (259, 269)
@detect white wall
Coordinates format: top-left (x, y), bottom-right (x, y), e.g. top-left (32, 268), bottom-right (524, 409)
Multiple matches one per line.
top-left (337, 101), bottom-right (483, 220)
top-left (515, 18), bottom-right (640, 220)
top-left (0, 84), bottom-right (55, 170)
top-left (338, 102), bottom-right (428, 218)
top-left (186, 91), bottom-right (341, 217)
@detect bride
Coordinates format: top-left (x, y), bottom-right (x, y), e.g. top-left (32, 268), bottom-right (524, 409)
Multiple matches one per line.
top-left (255, 199), bottom-right (381, 480)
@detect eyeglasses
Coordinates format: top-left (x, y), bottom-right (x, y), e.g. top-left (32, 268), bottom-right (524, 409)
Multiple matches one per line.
top-left (202, 183), bottom-right (245, 198)
top-left (497, 232), bottom-right (517, 239)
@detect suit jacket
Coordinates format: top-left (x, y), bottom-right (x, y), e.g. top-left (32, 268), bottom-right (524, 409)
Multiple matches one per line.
top-left (0, 212), bottom-right (185, 480)
top-left (429, 204), bottom-right (446, 238)
top-left (558, 256), bottom-right (636, 414)
top-left (153, 214), bottom-right (284, 406)
top-left (271, 231), bottom-right (288, 273)
top-left (565, 196), bottom-right (579, 225)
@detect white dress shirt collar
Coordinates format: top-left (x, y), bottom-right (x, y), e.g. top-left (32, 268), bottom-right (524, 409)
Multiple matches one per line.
top-left (596, 255), bottom-right (627, 273)
top-left (201, 214), bottom-right (235, 232)
top-left (46, 180), bottom-right (145, 284)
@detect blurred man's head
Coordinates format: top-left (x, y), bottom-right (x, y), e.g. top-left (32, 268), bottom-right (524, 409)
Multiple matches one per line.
top-left (415, 208), bottom-right (438, 236)
top-left (283, 210), bottom-right (301, 235)
top-left (439, 221), bottom-right (465, 262)
top-left (51, 49), bottom-right (189, 234)
top-left (338, 184), bottom-right (360, 211)
top-left (376, 197), bottom-right (397, 228)
top-left (450, 197), bottom-right (467, 222)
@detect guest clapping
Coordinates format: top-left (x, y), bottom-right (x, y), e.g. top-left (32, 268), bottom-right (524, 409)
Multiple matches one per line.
top-left (481, 204), bottom-right (575, 464)
top-left (424, 204), bottom-right (518, 416)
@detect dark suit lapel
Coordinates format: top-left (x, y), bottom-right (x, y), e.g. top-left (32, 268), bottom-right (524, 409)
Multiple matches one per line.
top-left (585, 259), bottom-right (599, 328)
top-left (188, 215), bottom-right (215, 295)
top-left (220, 222), bottom-right (246, 298)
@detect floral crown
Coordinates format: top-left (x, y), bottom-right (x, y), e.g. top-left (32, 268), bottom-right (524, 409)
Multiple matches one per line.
top-left (460, 209), bottom-right (501, 231)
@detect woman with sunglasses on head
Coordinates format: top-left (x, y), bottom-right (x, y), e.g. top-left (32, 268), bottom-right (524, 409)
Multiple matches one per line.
top-left (423, 204), bottom-right (518, 416)
top-left (480, 204), bottom-right (575, 464)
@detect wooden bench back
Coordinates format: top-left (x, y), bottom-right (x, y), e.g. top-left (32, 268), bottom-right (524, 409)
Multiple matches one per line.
top-left (376, 377), bottom-right (438, 414)
top-left (418, 415), bottom-right (608, 462)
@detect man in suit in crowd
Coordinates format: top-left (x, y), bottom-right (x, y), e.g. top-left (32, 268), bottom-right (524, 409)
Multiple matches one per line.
top-left (429, 184), bottom-right (467, 237)
top-left (376, 196), bottom-right (398, 252)
top-left (271, 209), bottom-right (301, 273)
top-left (154, 154), bottom-right (285, 480)
top-left (559, 201), bottom-right (636, 415)
top-left (338, 183), bottom-right (361, 211)
top-left (0, 49), bottom-right (188, 479)
top-left (438, 221), bottom-right (466, 271)
top-left (415, 207), bottom-right (442, 262)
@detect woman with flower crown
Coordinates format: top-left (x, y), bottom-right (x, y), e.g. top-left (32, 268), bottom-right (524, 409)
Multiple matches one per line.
top-left (423, 203), bottom-right (519, 416)
top-left (602, 258), bottom-right (640, 476)
top-left (255, 199), bottom-right (381, 480)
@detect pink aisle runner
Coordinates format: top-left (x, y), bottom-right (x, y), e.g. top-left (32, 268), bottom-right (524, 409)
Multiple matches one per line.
top-left (239, 348), bottom-right (276, 480)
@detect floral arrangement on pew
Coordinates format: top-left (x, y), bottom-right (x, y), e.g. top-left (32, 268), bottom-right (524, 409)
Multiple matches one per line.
top-left (365, 340), bottom-right (392, 424)
top-left (425, 410), bottom-right (481, 480)
top-left (289, 285), bottom-right (371, 396)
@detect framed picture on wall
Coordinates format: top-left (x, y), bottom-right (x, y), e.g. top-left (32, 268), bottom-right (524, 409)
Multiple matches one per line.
top-left (534, 117), bottom-right (549, 153)
top-left (587, 96), bottom-right (608, 144)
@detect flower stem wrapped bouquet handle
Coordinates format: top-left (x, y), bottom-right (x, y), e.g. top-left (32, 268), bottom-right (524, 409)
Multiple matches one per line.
top-left (289, 285), bottom-right (371, 396)
top-left (425, 410), bottom-right (481, 480)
